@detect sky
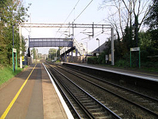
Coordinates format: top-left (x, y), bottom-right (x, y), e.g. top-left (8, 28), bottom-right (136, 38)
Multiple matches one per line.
top-left (22, 0), bottom-right (112, 54)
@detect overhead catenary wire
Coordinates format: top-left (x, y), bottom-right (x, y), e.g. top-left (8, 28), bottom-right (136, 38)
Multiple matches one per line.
top-left (59, 0), bottom-right (94, 38)
top-left (64, 0), bottom-right (80, 23)
top-left (73, 0), bottom-right (93, 22)
top-left (55, 0), bottom-right (80, 37)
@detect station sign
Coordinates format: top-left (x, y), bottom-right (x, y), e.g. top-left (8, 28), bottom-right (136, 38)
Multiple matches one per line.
top-left (130, 47), bottom-right (140, 52)
top-left (13, 48), bottom-right (17, 53)
top-left (130, 47), bottom-right (141, 68)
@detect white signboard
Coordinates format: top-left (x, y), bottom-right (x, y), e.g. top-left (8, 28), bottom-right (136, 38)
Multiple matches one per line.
top-left (109, 54), bottom-right (111, 61)
top-left (105, 55), bottom-right (108, 61)
top-left (13, 48), bottom-right (17, 53)
top-left (130, 47), bottom-right (140, 52)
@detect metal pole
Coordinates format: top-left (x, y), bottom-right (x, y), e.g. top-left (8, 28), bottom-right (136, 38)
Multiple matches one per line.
top-left (19, 25), bottom-right (22, 68)
top-left (12, 49), bottom-right (14, 72)
top-left (72, 22), bottom-right (74, 39)
top-left (96, 38), bottom-right (100, 54)
top-left (13, 25), bottom-right (14, 48)
top-left (130, 50), bottom-right (131, 67)
top-left (12, 25), bottom-right (15, 72)
top-left (99, 40), bottom-right (100, 54)
top-left (16, 52), bottom-right (17, 70)
top-left (139, 49), bottom-right (141, 68)
top-left (111, 27), bottom-right (114, 65)
top-left (135, 15), bottom-right (138, 47)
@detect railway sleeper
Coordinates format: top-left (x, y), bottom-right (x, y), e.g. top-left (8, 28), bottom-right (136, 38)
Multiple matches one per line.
top-left (86, 105), bottom-right (100, 109)
top-left (96, 116), bottom-right (111, 119)
top-left (153, 106), bottom-right (158, 110)
top-left (92, 112), bottom-right (111, 119)
top-left (89, 107), bottom-right (103, 112)
top-left (80, 99), bottom-right (94, 103)
top-left (83, 102), bottom-right (97, 106)
top-left (139, 99), bottom-right (149, 103)
top-left (91, 110), bottom-right (109, 115)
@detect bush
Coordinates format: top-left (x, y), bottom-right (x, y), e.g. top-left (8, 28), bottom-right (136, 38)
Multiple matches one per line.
top-left (98, 52), bottom-right (106, 64)
top-left (141, 62), bottom-right (158, 68)
top-left (87, 56), bottom-right (98, 64)
top-left (115, 59), bottom-right (130, 67)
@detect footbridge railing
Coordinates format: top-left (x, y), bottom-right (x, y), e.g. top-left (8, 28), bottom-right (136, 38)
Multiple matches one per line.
top-left (29, 38), bottom-right (73, 47)
top-left (60, 39), bottom-right (86, 56)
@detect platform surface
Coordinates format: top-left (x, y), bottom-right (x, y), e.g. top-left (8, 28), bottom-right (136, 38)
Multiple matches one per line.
top-left (64, 62), bottom-right (158, 82)
top-left (0, 63), bottom-right (68, 119)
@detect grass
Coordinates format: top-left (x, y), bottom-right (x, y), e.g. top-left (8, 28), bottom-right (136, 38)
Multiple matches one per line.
top-left (0, 66), bottom-right (23, 86)
top-left (93, 61), bottom-right (158, 74)
top-left (102, 63), bottom-right (158, 73)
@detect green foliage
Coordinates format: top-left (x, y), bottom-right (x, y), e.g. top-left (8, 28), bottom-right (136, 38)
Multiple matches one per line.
top-left (144, 0), bottom-right (158, 30)
top-left (48, 48), bottom-right (58, 60)
top-left (32, 48), bottom-right (37, 59)
top-left (98, 52), bottom-right (106, 64)
top-left (115, 59), bottom-right (129, 67)
top-left (0, 0), bottom-right (30, 65)
top-left (87, 56), bottom-right (98, 64)
top-left (94, 0), bottom-right (157, 70)
top-left (56, 60), bottom-right (61, 63)
top-left (139, 30), bottom-right (158, 62)
top-left (0, 66), bottom-right (23, 86)
top-left (88, 26), bottom-right (157, 69)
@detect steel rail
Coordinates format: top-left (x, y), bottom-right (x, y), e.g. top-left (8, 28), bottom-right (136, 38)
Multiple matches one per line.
top-left (57, 65), bottom-right (158, 117)
top-left (51, 64), bottom-right (122, 119)
top-left (61, 65), bottom-right (158, 102)
top-left (44, 63), bottom-right (81, 119)
top-left (46, 63), bottom-right (95, 118)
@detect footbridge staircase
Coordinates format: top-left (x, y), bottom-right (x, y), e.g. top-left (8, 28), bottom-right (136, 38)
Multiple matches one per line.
top-left (60, 39), bottom-right (86, 56)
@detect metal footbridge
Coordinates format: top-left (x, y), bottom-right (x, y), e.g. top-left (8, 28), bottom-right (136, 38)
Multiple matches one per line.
top-left (29, 37), bottom-right (86, 56)
top-left (20, 23), bottom-right (114, 64)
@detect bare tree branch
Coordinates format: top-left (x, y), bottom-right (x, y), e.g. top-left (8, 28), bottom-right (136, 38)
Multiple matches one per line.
top-left (139, 1), bottom-right (156, 30)
top-left (137, 0), bottom-right (141, 16)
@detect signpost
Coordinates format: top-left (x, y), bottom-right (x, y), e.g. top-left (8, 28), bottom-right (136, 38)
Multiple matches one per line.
top-left (130, 47), bottom-right (141, 68)
top-left (12, 48), bottom-right (17, 72)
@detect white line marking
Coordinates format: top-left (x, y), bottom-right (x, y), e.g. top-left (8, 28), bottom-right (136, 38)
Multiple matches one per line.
top-left (42, 63), bottom-right (74, 119)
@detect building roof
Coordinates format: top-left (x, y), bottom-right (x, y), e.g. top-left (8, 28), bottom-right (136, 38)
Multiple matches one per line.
top-left (92, 42), bottom-right (109, 54)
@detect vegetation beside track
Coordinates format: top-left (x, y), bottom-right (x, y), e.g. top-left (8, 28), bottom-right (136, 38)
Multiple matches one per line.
top-left (0, 65), bottom-right (25, 86)
top-left (87, 57), bottom-right (158, 73)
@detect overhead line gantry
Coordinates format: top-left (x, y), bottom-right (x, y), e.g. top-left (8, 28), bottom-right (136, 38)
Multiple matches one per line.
top-left (19, 23), bottom-right (114, 68)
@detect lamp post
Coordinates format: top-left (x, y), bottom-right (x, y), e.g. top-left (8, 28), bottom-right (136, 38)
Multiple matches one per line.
top-left (12, 25), bottom-right (15, 72)
top-left (96, 38), bottom-right (100, 54)
top-left (111, 27), bottom-right (114, 65)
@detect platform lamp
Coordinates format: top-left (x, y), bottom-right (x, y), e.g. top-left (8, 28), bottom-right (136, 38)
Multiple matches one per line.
top-left (12, 25), bottom-right (15, 72)
top-left (96, 38), bottom-right (100, 54)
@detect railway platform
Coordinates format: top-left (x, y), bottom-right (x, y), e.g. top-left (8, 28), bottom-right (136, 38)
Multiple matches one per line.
top-left (63, 62), bottom-right (158, 91)
top-left (0, 63), bottom-right (72, 119)
top-left (63, 62), bottom-right (158, 82)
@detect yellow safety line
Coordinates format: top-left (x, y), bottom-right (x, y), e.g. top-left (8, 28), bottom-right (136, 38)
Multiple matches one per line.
top-left (0, 64), bottom-right (37, 119)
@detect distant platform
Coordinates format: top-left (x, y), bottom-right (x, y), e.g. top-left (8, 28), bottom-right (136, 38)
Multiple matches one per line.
top-left (63, 62), bottom-right (158, 83)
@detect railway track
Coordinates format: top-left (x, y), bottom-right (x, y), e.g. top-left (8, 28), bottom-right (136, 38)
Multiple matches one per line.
top-left (45, 63), bottom-right (122, 119)
top-left (45, 62), bottom-right (158, 118)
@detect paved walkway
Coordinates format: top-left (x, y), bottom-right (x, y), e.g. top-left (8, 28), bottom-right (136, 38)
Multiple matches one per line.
top-left (64, 62), bottom-right (158, 81)
top-left (0, 63), bottom-right (68, 119)
top-left (84, 63), bottom-right (158, 78)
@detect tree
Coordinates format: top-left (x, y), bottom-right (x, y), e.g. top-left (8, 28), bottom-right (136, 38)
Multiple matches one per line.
top-left (144, 0), bottom-right (158, 53)
top-left (100, 0), bottom-right (155, 44)
top-left (48, 48), bottom-right (57, 60)
top-left (144, 0), bottom-right (158, 30)
top-left (0, 0), bottom-right (30, 65)
top-left (32, 48), bottom-right (37, 59)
